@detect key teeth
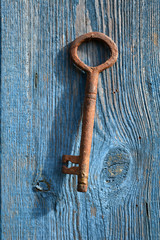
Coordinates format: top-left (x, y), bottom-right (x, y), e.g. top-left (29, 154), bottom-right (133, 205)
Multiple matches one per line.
top-left (62, 155), bottom-right (80, 175)
top-left (62, 155), bottom-right (80, 164)
top-left (62, 166), bottom-right (79, 175)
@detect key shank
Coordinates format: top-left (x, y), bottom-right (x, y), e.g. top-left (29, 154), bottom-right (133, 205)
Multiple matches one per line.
top-left (78, 70), bottom-right (99, 192)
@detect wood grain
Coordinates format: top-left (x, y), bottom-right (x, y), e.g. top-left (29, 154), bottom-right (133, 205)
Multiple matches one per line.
top-left (1, 0), bottom-right (159, 239)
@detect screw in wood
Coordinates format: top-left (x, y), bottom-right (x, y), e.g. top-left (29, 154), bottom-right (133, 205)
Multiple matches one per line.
top-left (62, 32), bottom-right (118, 192)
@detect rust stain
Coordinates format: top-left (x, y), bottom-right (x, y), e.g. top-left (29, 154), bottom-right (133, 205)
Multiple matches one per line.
top-left (62, 32), bottom-right (118, 192)
top-left (153, 33), bottom-right (158, 46)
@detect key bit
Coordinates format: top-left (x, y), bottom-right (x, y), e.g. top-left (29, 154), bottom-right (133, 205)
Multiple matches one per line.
top-left (62, 32), bottom-right (118, 192)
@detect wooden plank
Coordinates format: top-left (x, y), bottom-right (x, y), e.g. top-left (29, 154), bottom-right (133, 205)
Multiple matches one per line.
top-left (1, 0), bottom-right (159, 239)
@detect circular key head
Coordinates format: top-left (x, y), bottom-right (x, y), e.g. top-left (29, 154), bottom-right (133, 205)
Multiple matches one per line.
top-left (70, 32), bottom-right (118, 73)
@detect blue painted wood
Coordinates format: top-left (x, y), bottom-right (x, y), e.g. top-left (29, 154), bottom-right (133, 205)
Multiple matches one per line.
top-left (1, 0), bottom-right (159, 239)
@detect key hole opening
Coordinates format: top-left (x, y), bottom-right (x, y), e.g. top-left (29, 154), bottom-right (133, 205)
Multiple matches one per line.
top-left (77, 39), bottom-right (111, 68)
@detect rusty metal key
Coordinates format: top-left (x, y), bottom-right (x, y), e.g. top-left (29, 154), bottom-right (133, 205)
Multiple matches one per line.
top-left (62, 32), bottom-right (118, 192)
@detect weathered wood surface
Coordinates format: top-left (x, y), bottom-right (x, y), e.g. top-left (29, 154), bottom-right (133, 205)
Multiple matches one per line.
top-left (1, 0), bottom-right (159, 239)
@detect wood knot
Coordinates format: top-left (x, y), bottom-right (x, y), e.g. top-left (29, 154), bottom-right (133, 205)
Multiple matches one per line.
top-left (100, 147), bottom-right (131, 187)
